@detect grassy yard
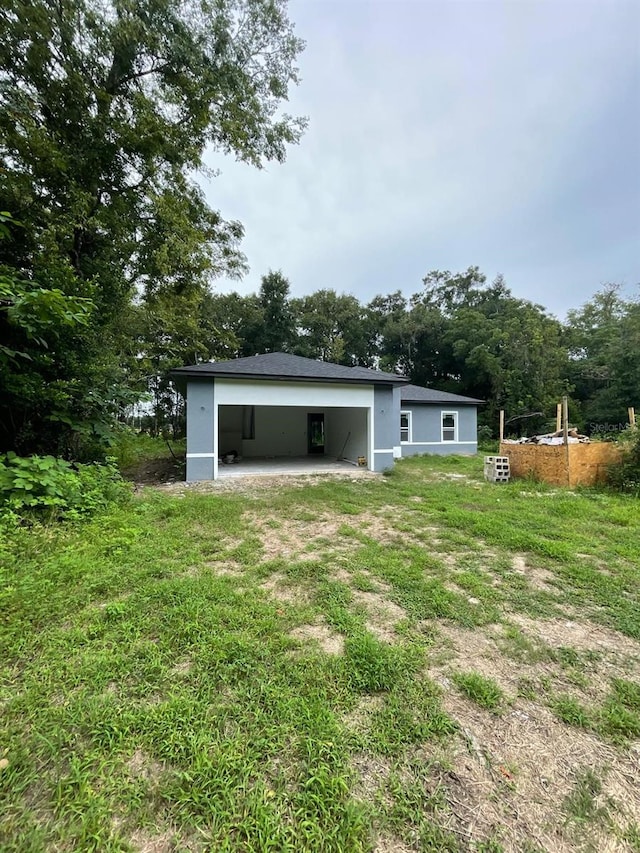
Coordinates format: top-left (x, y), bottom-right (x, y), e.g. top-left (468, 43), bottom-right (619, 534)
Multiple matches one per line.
top-left (1, 455), bottom-right (640, 852)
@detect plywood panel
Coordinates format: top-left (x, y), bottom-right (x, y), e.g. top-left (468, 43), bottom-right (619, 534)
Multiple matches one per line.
top-left (500, 443), bottom-right (569, 486)
top-left (567, 442), bottom-right (622, 487)
top-left (499, 442), bottom-right (622, 487)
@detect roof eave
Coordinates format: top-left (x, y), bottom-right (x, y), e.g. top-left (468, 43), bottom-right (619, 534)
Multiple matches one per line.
top-left (169, 368), bottom-right (408, 386)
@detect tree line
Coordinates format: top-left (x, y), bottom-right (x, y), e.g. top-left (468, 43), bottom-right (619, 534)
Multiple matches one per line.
top-left (1, 0), bottom-right (637, 459)
top-left (134, 269), bottom-right (639, 441)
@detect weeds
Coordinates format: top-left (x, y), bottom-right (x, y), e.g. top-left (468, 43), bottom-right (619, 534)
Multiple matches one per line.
top-left (552, 695), bottom-right (592, 728)
top-left (552, 685), bottom-right (640, 744)
top-left (563, 768), bottom-right (611, 828)
top-left (452, 671), bottom-right (504, 711)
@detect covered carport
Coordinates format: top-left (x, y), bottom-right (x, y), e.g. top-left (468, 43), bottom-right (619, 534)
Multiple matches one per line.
top-left (211, 374), bottom-right (374, 480)
top-left (217, 404), bottom-right (369, 474)
top-left (171, 352), bottom-right (406, 482)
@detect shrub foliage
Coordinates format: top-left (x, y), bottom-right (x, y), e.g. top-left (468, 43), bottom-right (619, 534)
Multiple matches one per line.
top-left (608, 429), bottom-right (640, 495)
top-left (0, 453), bottom-right (130, 520)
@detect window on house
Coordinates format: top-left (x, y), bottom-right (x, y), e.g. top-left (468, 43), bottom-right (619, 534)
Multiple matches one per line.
top-left (242, 406), bottom-right (255, 440)
top-left (400, 411), bottom-right (411, 443)
top-left (442, 411), bottom-right (457, 442)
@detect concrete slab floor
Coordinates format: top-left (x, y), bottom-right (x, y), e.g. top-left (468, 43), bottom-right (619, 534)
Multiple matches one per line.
top-left (216, 455), bottom-right (364, 478)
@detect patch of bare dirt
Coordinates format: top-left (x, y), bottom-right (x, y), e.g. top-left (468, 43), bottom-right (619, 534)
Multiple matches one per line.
top-left (435, 692), bottom-right (640, 852)
top-left (259, 572), bottom-right (311, 606)
top-left (202, 560), bottom-right (245, 578)
top-left (429, 472), bottom-right (475, 483)
top-left (351, 589), bottom-right (407, 643)
top-left (153, 470), bottom-right (378, 495)
top-left (342, 694), bottom-right (386, 732)
top-left (247, 505), bottom-right (437, 564)
top-left (330, 567), bottom-right (354, 584)
top-left (288, 620), bottom-right (344, 655)
top-left (421, 619), bottom-right (640, 849)
top-left (128, 828), bottom-right (177, 853)
top-left (358, 506), bottom-right (413, 545)
top-left (265, 747), bottom-right (301, 793)
top-left (127, 749), bottom-right (165, 784)
top-left (511, 554), bottom-right (558, 592)
top-left (442, 579), bottom-right (484, 606)
top-left (328, 569), bottom-right (407, 642)
top-left (432, 620), bottom-right (639, 710)
top-left (362, 506), bottom-right (452, 549)
top-left (374, 837), bottom-right (414, 853)
top-left (169, 658), bottom-right (192, 676)
top-left (438, 553), bottom-right (459, 570)
top-left (511, 614), bottom-right (640, 663)
top-left (351, 753), bottom-right (393, 803)
top-left (353, 569), bottom-right (393, 592)
top-left (248, 511), bottom-right (361, 562)
top-left (124, 456), bottom-right (184, 487)
top-left (431, 624), bottom-right (519, 692)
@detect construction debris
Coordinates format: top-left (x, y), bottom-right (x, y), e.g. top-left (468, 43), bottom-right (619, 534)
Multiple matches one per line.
top-left (503, 429), bottom-right (590, 446)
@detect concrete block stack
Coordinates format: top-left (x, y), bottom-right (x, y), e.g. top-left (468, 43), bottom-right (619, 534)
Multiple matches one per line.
top-left (484, 455), bottom-right (510, 483)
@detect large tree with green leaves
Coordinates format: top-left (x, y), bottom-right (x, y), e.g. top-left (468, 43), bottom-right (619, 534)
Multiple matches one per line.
top-left (374, 268), bottom-right (568, 433)
top-left (566, 285), bottom-right (640, 431)
top-left (244, 270), bottom-right (296, 354)
top-left (293, 289), bottom-right (375, 365)
top-left (0, 0), bottom-right (305, 454)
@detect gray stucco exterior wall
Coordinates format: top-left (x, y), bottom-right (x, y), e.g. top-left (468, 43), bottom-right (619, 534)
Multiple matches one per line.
top-left (400, 404), bottom-right (477, 457)
top-left (373, 385), bottom-right (396, 472)
top-left (186, 379), bottom-right (216, 480)
top-left (184, 376), bottom-right (412, 480)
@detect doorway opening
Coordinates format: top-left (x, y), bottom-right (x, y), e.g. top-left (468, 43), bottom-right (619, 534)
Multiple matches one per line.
top-left (307, 413), bottom-right (325, 454)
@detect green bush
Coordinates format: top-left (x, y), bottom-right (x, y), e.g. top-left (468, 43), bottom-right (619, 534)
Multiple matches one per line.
top-left (477, 424), bottom-right (494, 444)
top-left (0, 452), bottom-right (131, 521)
top-left (607, 429), bottom-right (640, 495)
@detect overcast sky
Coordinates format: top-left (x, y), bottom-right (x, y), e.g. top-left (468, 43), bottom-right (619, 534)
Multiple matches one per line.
top-left (203, 0), bottom-right (640, 318)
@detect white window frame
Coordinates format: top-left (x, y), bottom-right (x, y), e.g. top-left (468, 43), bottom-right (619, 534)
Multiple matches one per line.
top-left (400, 410), bottom-right (412, 443)
top-left (441, 410), bottom-right (458, 443)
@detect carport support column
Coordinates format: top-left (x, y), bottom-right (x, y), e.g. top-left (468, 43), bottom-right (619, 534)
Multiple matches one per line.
top-left (392, 385), bottom-right (402, 459)
top-left (372, 385), bottom-right (395, 472)
top-left (186, 379), bottom-right (217, 481)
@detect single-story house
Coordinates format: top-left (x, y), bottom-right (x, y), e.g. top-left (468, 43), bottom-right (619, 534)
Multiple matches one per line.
top-left (171, 353), bottom-right (482, 481)
top-left (399, 384), bottom-right (483, 457)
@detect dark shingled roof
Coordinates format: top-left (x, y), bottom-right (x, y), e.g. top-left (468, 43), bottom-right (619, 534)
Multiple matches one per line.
top-left (400, 383), bottom-right (484, 405)
top-left (171, 352), bottom-right (408, 385)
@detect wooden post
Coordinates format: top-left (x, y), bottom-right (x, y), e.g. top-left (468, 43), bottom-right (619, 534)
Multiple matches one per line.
top-left (629, 407), bottom-right (636, 428)
top-left (556, 402), bottom-right (562, 432)
top-left (499, 410), bottom-right (505, 443)
top-left (563, 395), bottom-right (570, 486)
